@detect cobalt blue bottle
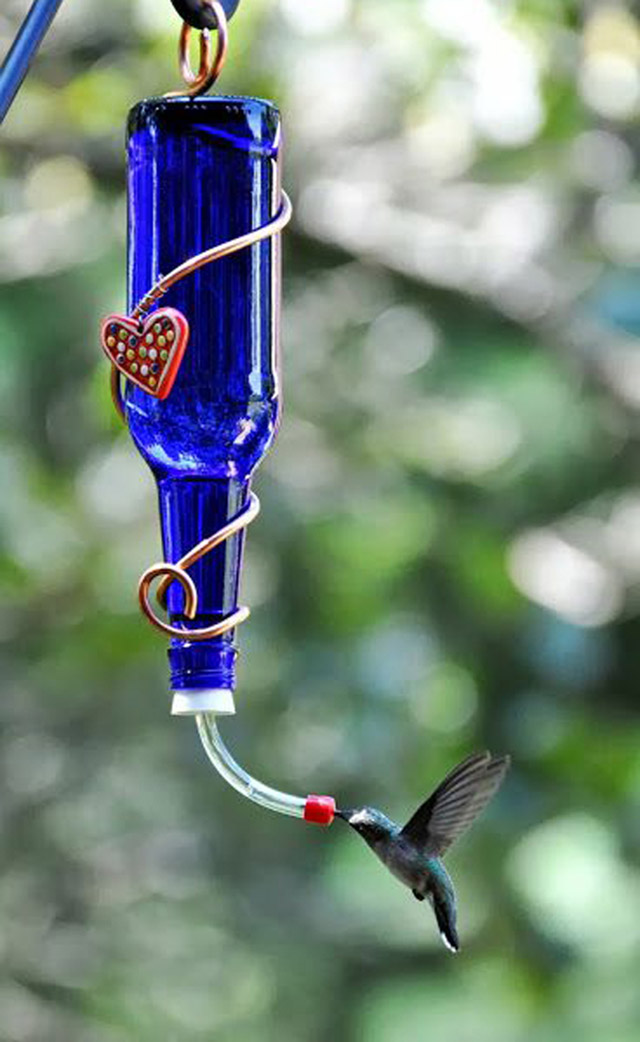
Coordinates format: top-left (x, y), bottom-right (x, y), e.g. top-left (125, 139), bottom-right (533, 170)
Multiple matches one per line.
top-left (125, 95), bottom-right (282, 711)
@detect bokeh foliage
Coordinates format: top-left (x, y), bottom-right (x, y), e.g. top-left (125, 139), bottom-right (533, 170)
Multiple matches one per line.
top-left (1, 1), bottom-right (639, 1039)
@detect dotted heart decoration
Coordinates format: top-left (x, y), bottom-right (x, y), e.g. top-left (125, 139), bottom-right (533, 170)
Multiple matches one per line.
top-left (100, 308), bottom-right (189, 400)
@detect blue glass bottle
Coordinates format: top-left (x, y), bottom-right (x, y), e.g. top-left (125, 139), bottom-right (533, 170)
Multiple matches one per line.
top-left (125, 95), bottom-right (282, 705)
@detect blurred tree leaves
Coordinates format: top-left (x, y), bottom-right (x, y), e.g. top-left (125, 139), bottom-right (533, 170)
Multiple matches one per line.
top-left (0, 1), bottom-right (639, 1040)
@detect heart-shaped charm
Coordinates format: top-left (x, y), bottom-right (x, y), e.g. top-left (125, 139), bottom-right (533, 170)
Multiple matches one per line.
top-left (100, 308), bottom-right (189, 400)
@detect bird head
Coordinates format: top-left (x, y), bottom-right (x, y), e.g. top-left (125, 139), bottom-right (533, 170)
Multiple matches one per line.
top-left (335, 806), bottom-right (394, 843)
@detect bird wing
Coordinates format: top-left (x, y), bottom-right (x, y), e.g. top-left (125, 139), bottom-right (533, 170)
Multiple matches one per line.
top-left (400, 752), bottom-right (510, 858)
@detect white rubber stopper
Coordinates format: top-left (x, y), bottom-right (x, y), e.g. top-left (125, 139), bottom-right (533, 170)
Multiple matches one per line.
top-left (171, 688), bottom-right (236, 717)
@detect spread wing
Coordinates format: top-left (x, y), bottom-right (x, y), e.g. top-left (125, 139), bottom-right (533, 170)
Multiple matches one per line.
top-left (400, 752), bottom-right (510, 858)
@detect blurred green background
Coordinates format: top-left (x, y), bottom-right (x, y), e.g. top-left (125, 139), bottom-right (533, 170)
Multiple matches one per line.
top-left (1, 0), bottom-right (640, 1039)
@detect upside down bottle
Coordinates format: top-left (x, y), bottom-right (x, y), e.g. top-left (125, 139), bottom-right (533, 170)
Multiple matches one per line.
top-left (124, 95), bottom-right (282, 714)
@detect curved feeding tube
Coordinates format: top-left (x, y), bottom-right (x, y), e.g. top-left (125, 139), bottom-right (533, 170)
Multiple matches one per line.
top-left (195, 713), bottom-right (305, 818)
top-left (195, 713), bottom-right (336, 826)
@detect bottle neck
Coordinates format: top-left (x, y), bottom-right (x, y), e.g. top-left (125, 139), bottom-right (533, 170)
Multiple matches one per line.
top-left (157, 475), bottom-right (250, 693)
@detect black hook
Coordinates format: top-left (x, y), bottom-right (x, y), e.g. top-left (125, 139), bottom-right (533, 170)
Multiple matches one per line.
top-left (169, 0), bottom-right (241, 30)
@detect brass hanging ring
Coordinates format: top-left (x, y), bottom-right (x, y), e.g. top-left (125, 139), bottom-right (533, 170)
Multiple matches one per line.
top-left (166, 0), bottom-right (229, 99)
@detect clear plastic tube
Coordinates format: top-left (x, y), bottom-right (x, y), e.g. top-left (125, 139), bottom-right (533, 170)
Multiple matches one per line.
top-left (195, 713), bottom-right (306, 819)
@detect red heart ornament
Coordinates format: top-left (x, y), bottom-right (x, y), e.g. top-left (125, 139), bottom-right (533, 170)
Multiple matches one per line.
top-left (100, 308), bottom-right (189, 400)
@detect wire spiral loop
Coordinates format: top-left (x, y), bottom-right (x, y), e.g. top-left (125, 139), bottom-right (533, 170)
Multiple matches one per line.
top-left (138, 492), bottom-right (260, 641)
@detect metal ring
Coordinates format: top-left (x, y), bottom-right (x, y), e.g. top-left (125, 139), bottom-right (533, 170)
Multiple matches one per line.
top-left (166, 0), bottom-right (228, 99)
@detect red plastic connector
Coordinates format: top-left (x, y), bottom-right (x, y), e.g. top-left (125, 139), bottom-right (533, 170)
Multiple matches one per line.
top-left (304, 795), bottom-right (336, 827)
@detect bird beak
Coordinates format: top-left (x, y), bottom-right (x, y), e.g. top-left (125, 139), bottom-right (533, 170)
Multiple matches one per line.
top-left (335, 807), bottom-right (355, 822)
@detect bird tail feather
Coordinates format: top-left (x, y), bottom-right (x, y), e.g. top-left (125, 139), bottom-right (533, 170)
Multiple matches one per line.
top-left (434, 899), bottom-right (460, 953)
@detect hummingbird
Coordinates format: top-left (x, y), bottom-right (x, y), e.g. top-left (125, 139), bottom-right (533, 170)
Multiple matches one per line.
top-left (336, 751), bottom-right (510, 952)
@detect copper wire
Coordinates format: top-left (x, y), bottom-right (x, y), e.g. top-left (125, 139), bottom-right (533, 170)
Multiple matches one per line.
top-left (133, 192), bottom-right (292, 321)
top-left (110, 191), bottom-right (292, 421)
top-left (112, 195), bottom-right (289, 639)
top-left (138, 492), bottom-right (260, 641)
top-left (127, 183), bottom-right (288, 638)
